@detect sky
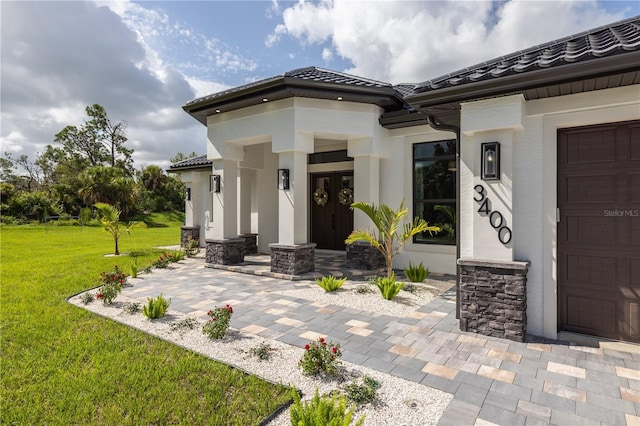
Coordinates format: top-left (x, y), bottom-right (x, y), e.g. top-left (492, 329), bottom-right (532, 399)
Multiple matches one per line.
top-left (1, 0), bottom-right (638, 172)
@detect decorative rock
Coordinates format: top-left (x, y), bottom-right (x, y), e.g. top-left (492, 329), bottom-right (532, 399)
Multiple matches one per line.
top-left (457, 258), bottom-right (530, 342)
top-left (239, 234), bottom-right (258, 255)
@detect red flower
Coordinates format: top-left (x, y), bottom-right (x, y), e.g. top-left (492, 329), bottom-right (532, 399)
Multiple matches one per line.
top-left (304, 344), bottom-right (310, 350)
top-left (96, 293), bottom-right (103, 299)
top-left (332, 346), bottom-right (337, 353)
top-left (319, 337), bottom-right (324, 343)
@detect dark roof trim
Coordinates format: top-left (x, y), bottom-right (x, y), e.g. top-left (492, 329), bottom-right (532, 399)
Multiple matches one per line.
top-left (167, 155), bottom-right (212, 173)
top-left (406, 51), bottom-right (640, 108)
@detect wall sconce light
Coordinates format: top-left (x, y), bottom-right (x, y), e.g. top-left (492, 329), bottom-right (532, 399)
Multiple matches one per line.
top-left (481, 142), bottom-right (500, 181)
top-left (210, 175), bottom-right (221, 193)
top-left (278, 169), bottom-right (290, 190)
top-left (185, 187), bottom-right (191, 201)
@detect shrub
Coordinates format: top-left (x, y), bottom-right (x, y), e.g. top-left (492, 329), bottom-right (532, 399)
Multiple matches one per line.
top-left (80, 292), bottom-right (94, 305)
top-left (250, 342), bottom-right (274, 361)
top-left (342, 376), bottom-right (381, 406)
top-left (404, 261), bottom-right (429, 282)
top-left (96, 265), bottom-right (127, 305)
top-left (166, 250), bottom-right (184, 263)
top-left (152, 252), bottom-right (170, 268)
top-left (354, 285), bottom-right (374, 294)
top-left (402, 283), bottom-right (419, 294)
top-left (375, 273), bottom-right (404, 300)
top-left (124, 302), bottom-right (141, 315)
top-left (298, 337), bottom-right (342, 377)
top-left (290, 388), bottom-right (365, 426)
top-left (202, 305), bottom-right (234, 339)
top-left (143, 294), bottom-right (171, 319)
top-left (184, 237), bottom-right (200, 257)
top-left (130, 257), bottom-right (139, 278)
top-left (315, 275), bottom-right (347, 293)
top-left (170, 316), bottom-right (198, 333)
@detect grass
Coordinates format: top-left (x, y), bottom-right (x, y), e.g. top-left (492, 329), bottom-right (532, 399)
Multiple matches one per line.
top-left (0, 214), bottom-right (291, 424)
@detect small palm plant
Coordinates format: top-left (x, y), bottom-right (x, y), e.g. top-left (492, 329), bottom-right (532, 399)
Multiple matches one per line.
top-left (94, 202), bottom-right (142, 256)
top-left (315, 275), bottom-right (347, 292)
top-left (345, 200), bottom-right (440, 278)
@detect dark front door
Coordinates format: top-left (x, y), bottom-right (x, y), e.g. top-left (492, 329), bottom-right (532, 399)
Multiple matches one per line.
top-left (311, 172), bottom-right (354, 250)
top-left (558, 120), bottom-right (640, 343)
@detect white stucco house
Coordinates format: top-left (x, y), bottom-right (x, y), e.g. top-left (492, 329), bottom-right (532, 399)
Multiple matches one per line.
top-left (171, 16), bottom-right (639, 344)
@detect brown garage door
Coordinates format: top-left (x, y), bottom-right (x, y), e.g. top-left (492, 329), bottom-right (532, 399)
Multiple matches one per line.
top-left (558, 120), bottom-right (640, 343)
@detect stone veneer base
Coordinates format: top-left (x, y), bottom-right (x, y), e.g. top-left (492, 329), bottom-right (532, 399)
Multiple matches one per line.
top-left (180, 226), bottom-right (200, 247)
top-left (239, 234), bottom-right (258, 255)
top-left (346, 241), bottom-right (385, 270)
top-left (457, 258), bottom-right (530, 342)
top-left (269, 243), bottom-right (315, 276)
top-left (205, 238), bottom-right (244, 265)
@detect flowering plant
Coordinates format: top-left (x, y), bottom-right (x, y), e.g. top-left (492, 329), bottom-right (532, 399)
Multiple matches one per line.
top-left (202, 305), bottom-right (233, 339)
top-left (298, 337), bottom-right (342, 377)
top-left (152, 253), bottom-right (171, 268)
top-left (96, 265), bottom-right (127, 305)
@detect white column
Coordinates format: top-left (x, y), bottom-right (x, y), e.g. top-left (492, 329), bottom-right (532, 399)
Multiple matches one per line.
top-left (238, 168), bottom-right (252, 235)
top-left (211, 159), bottom-right (239, 240)
top-left (353, 155), bottom-right (380, 230)
top-left (277, 150), bottom-right (308, 245)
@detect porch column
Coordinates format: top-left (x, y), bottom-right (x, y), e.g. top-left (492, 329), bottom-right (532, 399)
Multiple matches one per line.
top-left (352, 155), bottom-right (380, 230)
top-left (206, 159), bottom-right (244, 265)
top-left (238, 168), bottom-right (257, 255)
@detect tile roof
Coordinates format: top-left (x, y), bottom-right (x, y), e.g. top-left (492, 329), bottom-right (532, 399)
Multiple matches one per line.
top-left (185, 66), bottom-right (393, 107)
top-left (167, 154), bottom-right (211, 171)
top-left (414, 15), bottom-right (640, 93)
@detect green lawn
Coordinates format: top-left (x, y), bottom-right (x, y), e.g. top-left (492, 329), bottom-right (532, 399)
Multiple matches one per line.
top-left (0, 217), bottom-right (291, 425)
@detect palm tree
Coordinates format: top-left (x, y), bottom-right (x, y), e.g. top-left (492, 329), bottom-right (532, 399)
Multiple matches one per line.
top-left (345, 200), bottom-right (440, 278)
top-left (94, 202), bottom-right (142, 255)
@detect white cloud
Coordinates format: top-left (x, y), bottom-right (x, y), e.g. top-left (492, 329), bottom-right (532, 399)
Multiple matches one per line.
top-left (268, 0), bottom-right (627, 84)
top-left (321, 47), bottom-right (333, 61)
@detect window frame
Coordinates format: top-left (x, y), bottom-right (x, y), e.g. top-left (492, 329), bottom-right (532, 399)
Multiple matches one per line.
top-left (412, 139), bottom-right (457, 245)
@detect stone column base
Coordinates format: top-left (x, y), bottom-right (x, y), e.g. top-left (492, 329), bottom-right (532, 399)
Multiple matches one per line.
top-left (239, 234), bottom-right (258, 255)
top-left (346, 241), bottom-right (385, 270)
top-left (205, 238), bottom-right (244, 265)
top-left (269, 243), bottom-right (315, 275)
top-left (180, 226), bottom-right (200, 247)
top-left (457, 258), bottom-right (530, 342)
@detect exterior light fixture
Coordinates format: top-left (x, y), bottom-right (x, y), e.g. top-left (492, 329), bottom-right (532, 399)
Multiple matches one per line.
top-left (215, 109), bottom-right (221, 113)
top-left (210, 175), bottom-right (221, 193)
top-left (185, 187), bottom-right (191, 201)
top-left (337, 96), bottom-right (343, 101)
top-left (481, 142), bottom-right (500, 181)
top-left (262, 98), bottom-right (268, 102)
top-left (278, 168), bottom-right (290, 190)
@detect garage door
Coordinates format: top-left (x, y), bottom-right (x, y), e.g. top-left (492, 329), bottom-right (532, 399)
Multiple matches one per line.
top-left (558, 120), bottom-right (640, 343)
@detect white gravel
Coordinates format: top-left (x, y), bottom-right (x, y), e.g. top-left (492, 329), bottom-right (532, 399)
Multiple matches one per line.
top-left (69, 278), bottom-right (453, 425)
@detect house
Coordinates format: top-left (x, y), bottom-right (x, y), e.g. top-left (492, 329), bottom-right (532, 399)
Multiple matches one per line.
top-left (172, 16), bottom-right (640, 344)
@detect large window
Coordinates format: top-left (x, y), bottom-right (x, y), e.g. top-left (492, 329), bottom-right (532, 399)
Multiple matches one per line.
top-left (413, 140), bottom-right (456, 244)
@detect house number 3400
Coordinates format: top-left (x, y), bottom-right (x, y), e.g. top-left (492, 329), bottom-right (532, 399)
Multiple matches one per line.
top-left (473, 184), bottom-right (512, 245)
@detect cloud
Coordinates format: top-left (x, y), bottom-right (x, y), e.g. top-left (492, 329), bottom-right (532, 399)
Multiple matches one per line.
top-left (267, 0), bottom-right (628, 84)
top-left (321, 47), bottom-right (333, 62)
top-left (0, 1), bottom-right (207, 170)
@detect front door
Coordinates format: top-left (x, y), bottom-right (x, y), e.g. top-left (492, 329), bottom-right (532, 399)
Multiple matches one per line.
top-left (557, 120), bottom-right (640, 343)
top-left (311, 172), bottom-right (354, 250)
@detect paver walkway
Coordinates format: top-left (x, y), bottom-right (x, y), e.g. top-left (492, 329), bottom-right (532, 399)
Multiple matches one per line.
top-left (124, 252), bottom-right (640, 426)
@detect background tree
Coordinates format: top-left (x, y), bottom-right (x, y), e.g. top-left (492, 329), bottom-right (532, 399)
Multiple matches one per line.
top-left (170, 151), bottom-right (199, 163)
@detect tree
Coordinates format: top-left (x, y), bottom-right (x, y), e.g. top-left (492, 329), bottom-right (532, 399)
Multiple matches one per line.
top-left (94, 203), bottom-right (142, 256)
top-left (79, 166), bottom-right (138, 217)
top-left (170, 151), bottom-right (199, 164)
top-left (345, 200), bottom-right (440, 278)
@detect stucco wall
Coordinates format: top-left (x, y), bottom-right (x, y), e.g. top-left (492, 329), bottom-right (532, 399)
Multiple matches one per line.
top-left (459, 85), bottom-right (640, 339)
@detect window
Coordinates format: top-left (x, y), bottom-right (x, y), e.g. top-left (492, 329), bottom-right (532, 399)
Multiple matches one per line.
top-left (413, 140), bottom-right (456, 244)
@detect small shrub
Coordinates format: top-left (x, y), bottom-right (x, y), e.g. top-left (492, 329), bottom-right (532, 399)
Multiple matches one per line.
top-left (250, 342), bottom-right (274, 361)
top-left (315, 275), bottom-right (347, 293)
top-left (80, 292), bottom-right (94, 305)
top-left (375, 273), bottom-right (404, 300)
top-left (130, 257), bottom-right (139, 278)
top-left (343, 376), bottom-right (381, 406)
top-left (184, 237), bottom-right (200, 257)
top-left (404, 261), bottom-right (429, 282)
top-left (354, 285), bottom-right (374, 294)
top-left (96, 283), bottom-right (121, 305)
top-left (298, 337), bottom-right (342, 377)
top-left (402, 283), bottom-right (419, 294)
top-left (152, 253), bottom-right (170, 268)
top-left (124, 302), bottom-right (141, 315)
top-left (143, 294), bottom-right (171, 319)
top-left (166, 250), bottom-right (185, 263)
top-left (202, 305), bottom-right (234, 339)
top-left (100, 265), bottom-right (128, 287)
top-left (290, 388), bottom-right (365, 426)
top-left (170, 316), bottom-right (198, 332)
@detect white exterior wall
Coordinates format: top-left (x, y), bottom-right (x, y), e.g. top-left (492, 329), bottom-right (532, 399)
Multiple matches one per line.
top-left (459, 85), bottom-right (640, 339)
